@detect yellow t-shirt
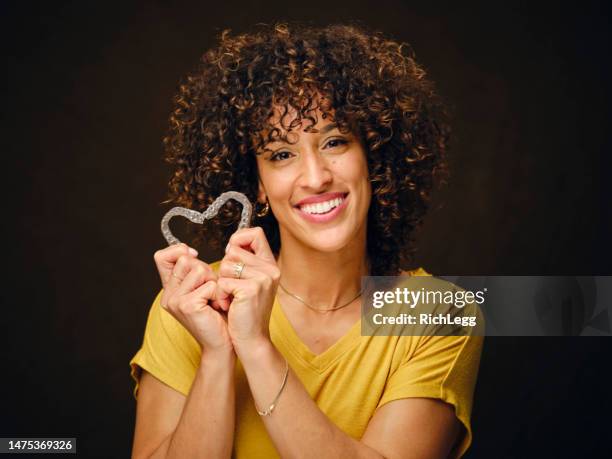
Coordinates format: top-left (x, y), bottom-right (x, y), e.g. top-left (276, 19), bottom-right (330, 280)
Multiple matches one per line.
top-left (130, 262), bottom-right (483, 458)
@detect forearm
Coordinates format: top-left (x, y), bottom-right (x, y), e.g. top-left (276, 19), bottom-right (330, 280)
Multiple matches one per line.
top-left (151, 350), bottom-right (236, 459)
top-left (238, 341), bottom-right (383, 459)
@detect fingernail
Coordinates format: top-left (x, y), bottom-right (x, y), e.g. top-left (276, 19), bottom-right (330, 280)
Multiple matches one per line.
top-left (189, 247), bottom-right (198, 256)
top-left (225, 243), bottom-right (230, 253)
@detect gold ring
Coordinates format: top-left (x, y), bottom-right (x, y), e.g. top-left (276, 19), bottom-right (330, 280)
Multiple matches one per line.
top-left (233, 262), bottom-right (245, 279)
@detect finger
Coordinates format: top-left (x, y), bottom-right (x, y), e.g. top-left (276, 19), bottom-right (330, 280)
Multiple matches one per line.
top-left (211, 280), bottom-right (233, 312)
top-left (165, 254), bottom-right (190, 292)
top-left (216, 276), bottom-right (247, 301)
top-left (174, 261), bottom-right (216, 298)
top-left (210, 296), bottom-right (232, 312)
top-left (219, 247), bottom-right (260, 280)
top-left (161, 254), bottom-right (193, 308)
top-left (166, 254), bottom-right (200, 294)
top-left (154, 243), bottom-right (198, 286)
top-left (182, 280), bottom-right (217, 309)
top-left (187, 280), bottom-right (232, 313)
top-left (227, 227), bottom-right (275, 261)
top-left (223, 244), bottom-right (282, 283)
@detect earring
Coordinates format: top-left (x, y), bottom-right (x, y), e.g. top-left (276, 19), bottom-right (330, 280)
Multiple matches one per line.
top-left (256, 198), bottom-right (270, 217)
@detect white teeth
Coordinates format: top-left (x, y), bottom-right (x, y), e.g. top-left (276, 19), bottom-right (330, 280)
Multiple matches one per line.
top-left (300, 197), bottom-right (344, 214)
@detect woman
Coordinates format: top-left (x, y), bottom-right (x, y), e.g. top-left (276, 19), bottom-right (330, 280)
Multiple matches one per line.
top-left (130, 23), bottom-right (483, 458)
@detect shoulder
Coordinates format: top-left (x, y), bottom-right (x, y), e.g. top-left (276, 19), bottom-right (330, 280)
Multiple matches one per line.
top-left (400, 267), bottom-right (431, 277)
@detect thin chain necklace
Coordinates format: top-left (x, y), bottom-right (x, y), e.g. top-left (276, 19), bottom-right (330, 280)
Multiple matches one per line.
top-left (278, 281), bottom-right (363, 314)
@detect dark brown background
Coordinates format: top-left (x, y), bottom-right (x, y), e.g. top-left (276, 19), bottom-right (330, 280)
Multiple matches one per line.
top-left (1, 1), bottom-right (611, 457)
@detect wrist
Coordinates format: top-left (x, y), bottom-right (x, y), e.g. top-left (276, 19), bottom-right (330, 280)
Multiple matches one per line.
top-left (200, 345), bottom-right (236, 370)
top-left (233, 336), bottom-right (275, 366)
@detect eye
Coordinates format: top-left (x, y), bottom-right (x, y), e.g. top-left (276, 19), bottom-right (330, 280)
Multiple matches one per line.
top-left (324, 138), bottom-right (348, 149)
top-left (269, 151), bottom-right (294, 162)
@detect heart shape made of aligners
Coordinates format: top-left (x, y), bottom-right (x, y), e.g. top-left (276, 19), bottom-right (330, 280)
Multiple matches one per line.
top-left (160, 191), bottom-right (253, 246)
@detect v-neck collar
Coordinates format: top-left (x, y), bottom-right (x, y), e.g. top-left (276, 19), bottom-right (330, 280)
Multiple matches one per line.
top-left (270, 295), bottom-right (362, 373)
top-left (268, 268), bottom-right (429, 373)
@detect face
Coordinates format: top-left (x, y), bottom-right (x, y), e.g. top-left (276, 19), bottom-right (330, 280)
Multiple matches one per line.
top-left (255, 107), bottom-right (372, 253)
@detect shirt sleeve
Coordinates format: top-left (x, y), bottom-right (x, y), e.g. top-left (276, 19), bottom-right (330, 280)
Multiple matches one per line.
top-left (377, 326), bottom-right (484, 458)
top-left (129, 289), bottom-right (203, 399)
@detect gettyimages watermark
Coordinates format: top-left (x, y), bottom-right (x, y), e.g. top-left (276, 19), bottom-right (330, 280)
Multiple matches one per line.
top-left (360, 276), bottom-right (612, 336)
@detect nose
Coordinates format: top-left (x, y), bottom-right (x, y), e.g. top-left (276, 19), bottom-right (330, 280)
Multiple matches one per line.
top-left (297, 148), bottom-right (333, 190)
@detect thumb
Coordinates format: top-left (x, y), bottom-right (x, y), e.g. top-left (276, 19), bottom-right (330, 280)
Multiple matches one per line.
top-left (209, 280), bottom-right (232, 312)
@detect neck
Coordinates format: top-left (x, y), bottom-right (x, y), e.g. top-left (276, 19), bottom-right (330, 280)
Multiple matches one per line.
top-left (276, 227), bottom-right (370, 312)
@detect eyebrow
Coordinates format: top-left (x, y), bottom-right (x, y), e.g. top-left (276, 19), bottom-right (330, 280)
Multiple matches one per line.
top-left (317, 123), bottom-right (338, 135)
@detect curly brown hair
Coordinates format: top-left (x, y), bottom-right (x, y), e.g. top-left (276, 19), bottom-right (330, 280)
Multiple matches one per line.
top-left (162, 22), bottom-right (449, 276)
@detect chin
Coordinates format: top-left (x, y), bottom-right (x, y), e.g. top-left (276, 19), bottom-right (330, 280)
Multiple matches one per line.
top-left (301, 229), bottom-right (356, 253)
top-left (282, 212), bottom-right (366, 252)
top-left (308, 240), bottom-right (347, 253)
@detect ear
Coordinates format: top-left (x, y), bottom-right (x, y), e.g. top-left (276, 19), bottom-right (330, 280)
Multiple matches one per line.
top-left (257, 178), bottom-right (267, 204)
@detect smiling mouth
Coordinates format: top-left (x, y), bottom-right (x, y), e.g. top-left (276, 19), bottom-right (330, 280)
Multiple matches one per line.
top-left (295, 193), bottom-right (349, 215)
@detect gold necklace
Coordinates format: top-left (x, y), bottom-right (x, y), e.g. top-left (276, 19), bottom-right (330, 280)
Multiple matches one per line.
top-left (278, 281), bottom-right (363, 314)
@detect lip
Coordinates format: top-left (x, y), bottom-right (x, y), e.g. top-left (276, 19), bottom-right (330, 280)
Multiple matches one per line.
top-left (294, 192), bottom-right (348, 207)
top-left (294, 193), bottom-right (349, 224)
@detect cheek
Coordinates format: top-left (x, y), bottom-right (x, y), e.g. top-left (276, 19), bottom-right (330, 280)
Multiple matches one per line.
top-left (344, 159), bottom-right (372, 209)
top-left (335, 155), bottom-right (369, 189)
top-left (263, 173), bottom-right (294, 204)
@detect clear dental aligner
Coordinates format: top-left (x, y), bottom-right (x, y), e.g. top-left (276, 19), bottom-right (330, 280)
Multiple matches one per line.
top-left (160, 191), bottom-right (253, 246)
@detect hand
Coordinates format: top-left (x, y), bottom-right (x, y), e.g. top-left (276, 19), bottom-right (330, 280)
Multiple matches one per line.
top-left (153, 243), bottom-right (233, 354)
top-left (216, 227), bottom-right (280, 354)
